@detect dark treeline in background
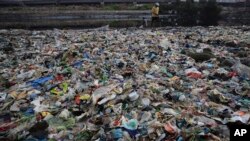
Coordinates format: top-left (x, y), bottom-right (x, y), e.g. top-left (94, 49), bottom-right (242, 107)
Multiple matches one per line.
top-left (161, 0), bottom-right (222, 26)
top-left (161, 0), bottom-right (250, 26)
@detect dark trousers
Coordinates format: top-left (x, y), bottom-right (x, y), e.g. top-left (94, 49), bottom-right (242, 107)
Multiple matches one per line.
top-left (151, 17), bottom-right (160, 27)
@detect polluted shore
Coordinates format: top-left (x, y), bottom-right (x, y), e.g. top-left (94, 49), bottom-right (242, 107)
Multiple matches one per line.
top-left (0, 26), bottom-right (250, 140)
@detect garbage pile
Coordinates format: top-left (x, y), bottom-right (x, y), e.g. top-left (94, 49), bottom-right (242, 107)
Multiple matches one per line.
top-left (0, 26), bottom-right (250, 141)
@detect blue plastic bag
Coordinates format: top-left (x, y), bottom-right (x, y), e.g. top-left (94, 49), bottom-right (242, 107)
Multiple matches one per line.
top-left (27, 75), bottom-right (53, 89)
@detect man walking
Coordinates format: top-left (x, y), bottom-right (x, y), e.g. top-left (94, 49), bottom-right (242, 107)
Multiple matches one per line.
top-left (151, 3), bottom-right (160, 27)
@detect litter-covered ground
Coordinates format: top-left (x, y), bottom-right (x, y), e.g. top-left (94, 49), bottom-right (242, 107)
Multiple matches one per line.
top-left (0, 26), bottom-right (250, 141)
